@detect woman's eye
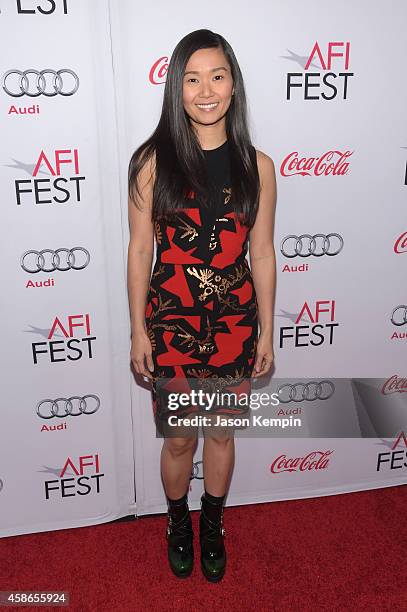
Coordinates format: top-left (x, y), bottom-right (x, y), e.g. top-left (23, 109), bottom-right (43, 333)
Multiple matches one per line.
top-left (185, 75), bottom-right (224, 83)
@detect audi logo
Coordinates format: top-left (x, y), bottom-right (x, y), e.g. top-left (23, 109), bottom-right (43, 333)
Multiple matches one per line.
top-left (190, 460), bottom-right (204, 480)
top-left (391, 306), bottom-right (407, 326)
top-left (2, 69), bottom-right (79, 97)
top-left (281, 234), bottom-right (344, 258)
top-left (277, 381), bottom-right (335, 403)
top-left (36, 395), bottom-right (100, 419)
top-left (21, 248), bottom-right (90, 273)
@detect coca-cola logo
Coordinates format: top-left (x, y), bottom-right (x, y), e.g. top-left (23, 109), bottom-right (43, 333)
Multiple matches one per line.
top-left (394, 231), bottom-right (407, 254)
top-left (149, 56), bottom-right (169, 85)
top-left (381, 375), bottom-right (407, 395)
top-left (270, 450), bottom-right (333, 474)
top-left (280, 150), bottom-right (353, 177)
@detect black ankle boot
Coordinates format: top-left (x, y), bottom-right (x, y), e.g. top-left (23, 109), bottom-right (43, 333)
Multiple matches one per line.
top-left (166, 505), bottom-right (194, 578)
top-left (199, 493), bottom-right (226, 582)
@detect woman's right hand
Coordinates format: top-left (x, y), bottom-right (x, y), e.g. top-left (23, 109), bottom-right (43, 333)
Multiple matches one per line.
top-left (131, 330), bottom-right (155, 380)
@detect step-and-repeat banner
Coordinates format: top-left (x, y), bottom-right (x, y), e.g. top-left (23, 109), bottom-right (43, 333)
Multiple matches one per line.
top-left (0, 1), bottom-right (135, 537)
top-left (1, 0), bottom-right (406, 536)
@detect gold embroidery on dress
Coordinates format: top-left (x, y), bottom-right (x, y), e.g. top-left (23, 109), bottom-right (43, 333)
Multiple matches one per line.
top-left (206, 186), bottom-right (231, 251)
top-left (154, 221), bottom-right (162, 244)
top-left (186, 263), bottom-right (248, 302)
top-left (150, 322), bottom-right (177, 332)
top-left (146, 322), bottom-right (178, 354)
top-left (187, 368), bottom-right (213, 380)
top-left (175, 315), bottom-right (215, 354)
top-left (187, 366), bottom-right (246, 393)
top-left (177, 216), bottom-right (198, 241)
top-left (223, 187), bottom-right (232, 204)
top-left (218, 294), bottom-right (242, 314)
top-left (147, 327), bottom-right (156, 351)
top-left (151, 264), bottom-right (165, 279)
top-left (209, 217), bottom-right (229, 251)
top-left (149, 294), bottom-right (177, 320)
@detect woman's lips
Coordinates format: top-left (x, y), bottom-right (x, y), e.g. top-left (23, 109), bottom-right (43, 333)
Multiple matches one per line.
top-left (195, 102), bottom-right (219, 112)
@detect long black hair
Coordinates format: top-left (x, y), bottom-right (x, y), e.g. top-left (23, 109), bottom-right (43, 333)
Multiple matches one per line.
top-left (128, 28), bottom-right (260, 228)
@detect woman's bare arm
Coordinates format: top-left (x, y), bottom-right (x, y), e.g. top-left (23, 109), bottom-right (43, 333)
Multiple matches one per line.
top-left (127, 154), bottom-right (155, 377)
top-left (248, 150), bottom-right (277, 376)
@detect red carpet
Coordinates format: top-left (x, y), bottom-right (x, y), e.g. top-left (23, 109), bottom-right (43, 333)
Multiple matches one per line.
top-left (1, 485), bottom-right (406, 611)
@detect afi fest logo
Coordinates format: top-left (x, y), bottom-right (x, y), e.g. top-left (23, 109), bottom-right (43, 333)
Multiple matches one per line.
top-left (280, 150), bottom-right (353, 177)
top-left (285, 41), bottom-right (353, 100)
top-left (279, 300), bottom-right (338, 348)
top-left (376, 432), bottom-right (407, 472)
top-left (31, 314), bottom-right (96, 364)
top-left (15, 0), bottom-right (68, 14)
top-left (149, 56), bottom-right (169, 84)
top-left (13, 148), bottom-right (85, 206)
top-left (381, 375), bottom-right (407, 395)
top-left (43, 454), bottom-right (104, 500)
top-left (394, 231), bottom-right (407, 254)
top-left (270, 450), bottom-right (333, 474)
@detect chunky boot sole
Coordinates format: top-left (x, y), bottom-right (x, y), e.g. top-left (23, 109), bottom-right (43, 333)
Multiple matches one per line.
top-left (200, 558), bottom-right (226, 582)
top-left (169, 555), bottom-right (194, 579)
top-left (171, 569), bottom-right (193, 579)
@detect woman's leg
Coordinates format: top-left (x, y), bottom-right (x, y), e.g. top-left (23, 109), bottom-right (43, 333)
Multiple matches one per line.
top-left (161, 433), bottom-right (198, 498)
top-left (202, 422), bottom-right (235, 495)
top-left (161, 432), bottom-right (198, 578)
top-left (199, 421), bottom-right (235, 582)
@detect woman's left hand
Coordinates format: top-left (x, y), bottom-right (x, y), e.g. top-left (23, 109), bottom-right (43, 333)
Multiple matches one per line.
top-left (251, 333), bottom-right (274, 378)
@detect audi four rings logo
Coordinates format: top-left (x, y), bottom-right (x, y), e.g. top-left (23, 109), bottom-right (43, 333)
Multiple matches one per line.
top-left (277, 381), bottom-right (335, 403)
top-left (2, 69), bottom-right (79, 97)
top-left (191, 460), bottom-right (204, 480)
top-left (391, 306), bottom-right (407, 326)
top-left (21, 248), bottom-right (90, 273)
top-left (280, 234), bottom-right (344, 257)
top-left (36, 395), bottom-right (100, 419)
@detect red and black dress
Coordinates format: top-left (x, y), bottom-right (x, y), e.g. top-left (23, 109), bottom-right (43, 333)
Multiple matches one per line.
top-left (145, 140), bottom-right (259, 425)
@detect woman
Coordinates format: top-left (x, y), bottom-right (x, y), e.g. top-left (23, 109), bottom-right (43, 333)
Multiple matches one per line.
top-left (127, 29), bottom-right (276, 582)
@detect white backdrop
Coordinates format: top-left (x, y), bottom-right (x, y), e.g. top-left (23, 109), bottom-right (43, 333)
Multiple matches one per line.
top-left (0, 0), bottom-right (406, 536)
top-left (0, 0), bottom-right (134, 537)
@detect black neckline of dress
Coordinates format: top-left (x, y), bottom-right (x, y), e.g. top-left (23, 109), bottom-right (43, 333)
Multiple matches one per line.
top-left (202, 140), bottom-right (228, 154)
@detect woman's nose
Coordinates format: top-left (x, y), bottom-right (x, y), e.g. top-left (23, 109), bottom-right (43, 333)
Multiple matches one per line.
top-left (199, 79), bottom-right (213, 97)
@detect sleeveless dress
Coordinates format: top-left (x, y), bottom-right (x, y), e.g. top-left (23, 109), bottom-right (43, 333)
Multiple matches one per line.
top-left (145, 140), bottom-right (259, 425)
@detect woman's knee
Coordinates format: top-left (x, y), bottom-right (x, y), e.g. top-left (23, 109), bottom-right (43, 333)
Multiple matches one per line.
top-left (203, 427), bottom-right (235, 443)
top-left (164, 435), bottom-right (197, 456)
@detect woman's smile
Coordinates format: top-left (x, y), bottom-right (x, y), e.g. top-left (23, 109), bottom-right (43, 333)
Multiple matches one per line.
top-left (195, 102), bottom-right (220, 111)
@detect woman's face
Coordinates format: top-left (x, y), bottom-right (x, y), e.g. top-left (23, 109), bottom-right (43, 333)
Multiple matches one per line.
top-left (182, 46), bottom-right (234, 129)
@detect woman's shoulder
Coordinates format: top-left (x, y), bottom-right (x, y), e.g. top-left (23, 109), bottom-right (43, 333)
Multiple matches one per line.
top-left (136, 147), bottom-right (157, 185)
top-left (128, 144), bottom-right (157, 206)
top-left (253, 148), bottom-right (276, 190)
top-left (254, 147), bottom-right (275, 172)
